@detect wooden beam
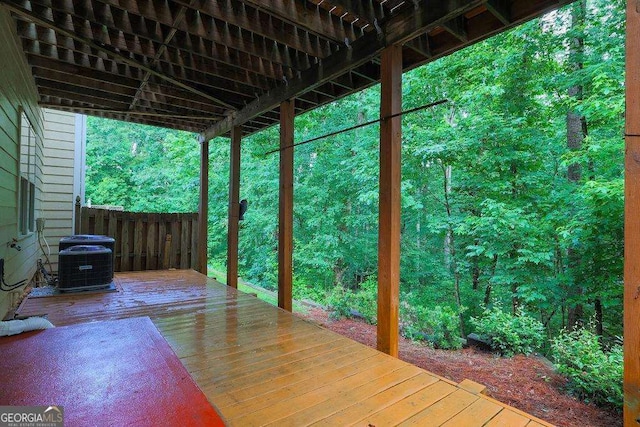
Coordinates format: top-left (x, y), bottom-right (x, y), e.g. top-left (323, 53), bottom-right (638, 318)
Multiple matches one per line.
top-left (24, 50), bottom-right (260, 106)
top-left (200, 0), bottom-right (485, 140)
top-left (128, 0), bottom-right (198, 113)
top-left (325, 0), bottom-right (386, 26)
top-left (227, 126), bottom-right (242, 289)
top-left (36, 105), bottom-right (215, 120)
top-left (625, 1), bottom-right (640, 424)
top-left (377, 44), bottom-right (402, 358)
top-left (0, 0), bottom-right (236, 110)
top-left (197, 138), bottom-right (209, 275)
top-left (441, 16), bottom-right (468, 43)
top-left (278, 99), bottom-right (294, 312)
top-left (17, 19), bottom-right (276, 96)
top-left (173, 0), bottom-right (337, 58)
top-left (240, 0), bottom-right (358, 44)
top-left (486, 0), bottom-right (511, 26)
top-left (169, 31), bottom-right (294, 77)
top-left (406, 34), bottom-right (432, 58)
top-left (21, 0), bottom-right (298, 78)
top-left (91, 0), bottom-right (304, 69)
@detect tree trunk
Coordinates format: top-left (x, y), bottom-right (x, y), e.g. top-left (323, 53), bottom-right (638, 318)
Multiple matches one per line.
top-left (566, 0), bottom-right (587, 330)
top-left (566, 298), bottom-right (584, 330)
top-left (483, 254), bottom-right (499, 306)
top-left (471, 263), bottom-right (480, 290)
top-left (441, 162), bottom-right (465, 337)
top-left (594, 298), bottom-right (604, 337)
top-left (484, 283), bottom-right (492, 307)
top-left (443, 166), bottom-right (453, 269)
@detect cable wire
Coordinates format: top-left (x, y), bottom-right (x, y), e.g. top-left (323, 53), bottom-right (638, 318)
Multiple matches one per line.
top-left (263, 99), bottom-right (449, 155)
top-left (1, 277), bottom-right (27, 292)
top-left (37, 230), bottom-right (54, 276)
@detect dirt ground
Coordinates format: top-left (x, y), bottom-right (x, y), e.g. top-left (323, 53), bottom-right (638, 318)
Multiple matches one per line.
top-left (300, 308), bottom-right (621, 427)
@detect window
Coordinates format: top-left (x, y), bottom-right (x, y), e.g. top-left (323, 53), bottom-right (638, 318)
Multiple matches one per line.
top-left (19, 110), bottom-right (37, 235)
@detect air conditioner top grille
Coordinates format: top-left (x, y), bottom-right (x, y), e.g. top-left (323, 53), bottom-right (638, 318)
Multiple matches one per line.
top-left (59, 235), bottom-right (115, 245)
top-left (60, 244), bottom-right (112, 255)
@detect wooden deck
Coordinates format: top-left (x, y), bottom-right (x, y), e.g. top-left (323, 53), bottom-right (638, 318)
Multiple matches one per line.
top-left (15, 270), bottom-right (553, 426)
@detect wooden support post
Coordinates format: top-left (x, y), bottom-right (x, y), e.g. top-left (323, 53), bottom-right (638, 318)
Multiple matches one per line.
top-left (625, 2), bottom-right (640, 424)
top-left (74, 195), bottom-right (81, 234)
top-left (227, 126), bottom-right (242, 289)
top-left (377, 44), bottom-right (402, 357)
top-left (278, 100), bottom-right (294, 312)
top-left (197, 138), bottom-right (209, 275)
top-left (163, 235), bottom-right (172, 270)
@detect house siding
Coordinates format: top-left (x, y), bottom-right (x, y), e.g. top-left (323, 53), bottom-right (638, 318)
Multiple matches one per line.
top-left (0, 9), bottom-right (45, 319)
top-left (41, 109), bottom-right (80, 273)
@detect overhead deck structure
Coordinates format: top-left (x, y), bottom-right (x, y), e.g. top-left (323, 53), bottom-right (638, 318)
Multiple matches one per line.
top-left (1, 0), bottom-right (637, 423)
top-left (0, 0), bottom-right (572, 135)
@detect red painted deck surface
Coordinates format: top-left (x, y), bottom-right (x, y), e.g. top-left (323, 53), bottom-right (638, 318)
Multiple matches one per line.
top-left (14, 270), bottom-right (554, 426)
top-left (0, 316), bottom-right (225, 427)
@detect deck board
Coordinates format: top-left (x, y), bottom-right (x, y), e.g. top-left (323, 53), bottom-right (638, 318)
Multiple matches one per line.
top-left (365, 380), bottom-right (459, 426)
top-left (441, 398), bottom-right (504, 426)
top-left (236, 364), bottom-right (422, 426)
top-left (15, 270), bottom-right (554, 426)
top-left (212, 348), bottom-right (373, 409)
top-left (483, 409), bottom-right (531, 427)
top-left (399, 388), bottom-right (480, 426)
top-left (304, 372), bottom-right (439, 426)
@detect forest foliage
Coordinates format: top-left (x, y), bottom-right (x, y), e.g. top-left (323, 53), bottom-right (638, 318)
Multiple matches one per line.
top-left (86, 0), bottom-right (625, 396)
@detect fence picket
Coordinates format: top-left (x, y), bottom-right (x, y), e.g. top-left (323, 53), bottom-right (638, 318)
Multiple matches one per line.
top-left (78, 207), bottom-right (198, 272)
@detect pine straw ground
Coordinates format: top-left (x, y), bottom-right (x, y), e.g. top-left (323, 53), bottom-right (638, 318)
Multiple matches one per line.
top-left (300, 308), bottom-right (621, 427)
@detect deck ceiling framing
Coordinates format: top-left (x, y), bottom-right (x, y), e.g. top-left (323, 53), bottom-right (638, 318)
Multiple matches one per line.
top-left (0, 0), bottom-right (573, 135)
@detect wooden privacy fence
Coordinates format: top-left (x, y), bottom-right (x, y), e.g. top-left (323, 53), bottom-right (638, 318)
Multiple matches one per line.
top-left (75, 204), bottom-right (199, 272)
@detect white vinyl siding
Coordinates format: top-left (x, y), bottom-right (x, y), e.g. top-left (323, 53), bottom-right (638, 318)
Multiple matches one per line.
top-left (41, 109), bottom-right (79, 272)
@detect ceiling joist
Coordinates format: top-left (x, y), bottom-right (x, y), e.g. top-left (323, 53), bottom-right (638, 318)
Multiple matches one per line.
top-left (486, 0), bottom-right (512, 26)
top-left (201, 0), bottom-right (485, 140)
top-left (1, 0), bottom-right (236, 110)
top-left (441, 16), bottom-right (468, 43)
top-left (324, 0), bottom-right (387, 27)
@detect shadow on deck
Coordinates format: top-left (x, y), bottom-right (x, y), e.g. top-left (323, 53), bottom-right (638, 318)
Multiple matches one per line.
top-left (10, 269), bottom-right (553, 426)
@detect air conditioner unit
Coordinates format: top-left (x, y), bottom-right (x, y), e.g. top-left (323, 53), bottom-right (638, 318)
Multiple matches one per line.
top-left (58, 245), bottom-right (113, 292)
top-left (59, 235), bottom-right (115, 279)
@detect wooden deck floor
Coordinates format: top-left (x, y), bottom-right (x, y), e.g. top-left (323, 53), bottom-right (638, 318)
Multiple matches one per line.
top-left (16, 270), bottom-right (553, 426)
